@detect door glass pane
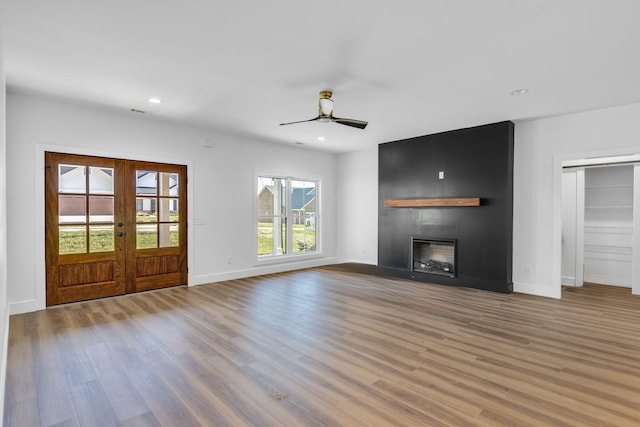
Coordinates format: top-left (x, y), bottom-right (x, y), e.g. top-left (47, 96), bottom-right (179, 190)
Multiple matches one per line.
top-left (89, 167), bottom-right (114, 194)
top-left (159, 198), bottom-right (178, 222)
top-left (59, 195), bottom-right (86, 224)
top-left (59, 164), bottom-right (86, 193)
top-left (59, 225), bottom-right (87, 254)
top-left (136, 197), bottom-right (157, 222)
top-left (89, 196), bottom-right (114, 223)
top-left (159, 172), bottom-right (179, 196)
top-left (159, 223), bottom-right (179, 247)
top-left (136, 171), bottom-right (157, 196)
top-left (89, 225), bottom-right (114, 252)
top-left (137, 224), bottom-right (158, 249)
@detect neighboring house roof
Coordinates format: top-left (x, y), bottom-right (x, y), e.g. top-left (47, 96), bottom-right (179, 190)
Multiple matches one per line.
top-left (260, 185), bottom-right (316, 210)
top-left (59, 165), bottom-right (113, 193)
top-left (291, 187), bottom-right (315, 210)
top-left (136, 171), bottom-right (178, 195)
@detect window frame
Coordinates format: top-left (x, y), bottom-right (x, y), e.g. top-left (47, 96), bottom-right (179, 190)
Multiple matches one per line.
top-left (254, 173), bottom-right (321, 264)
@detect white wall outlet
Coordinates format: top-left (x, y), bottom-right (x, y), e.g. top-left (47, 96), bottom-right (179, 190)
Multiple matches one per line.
top-left (438, 171), bottom-right (445, 179)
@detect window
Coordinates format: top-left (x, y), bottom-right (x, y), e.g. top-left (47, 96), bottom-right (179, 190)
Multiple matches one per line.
top-left (257, 176), bottom-right (318, 258)
top-left (135, 170), bottom-right (180, 249)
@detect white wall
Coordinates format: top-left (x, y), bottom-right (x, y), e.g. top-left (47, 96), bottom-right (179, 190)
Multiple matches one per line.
top-left (6, 93), bottom-right (338, 314)
top-left (336, 146), bottom-right (378, 264)
top-left (514, 102), bottom-right (640, 298)
top-left (335, 102), bottom-right (640, 298)
top-left (0, 24), bottom-right (9, 423)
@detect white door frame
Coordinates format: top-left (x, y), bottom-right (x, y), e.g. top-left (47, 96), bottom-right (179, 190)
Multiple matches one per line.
top-left (561, 167), bottom-right (585, 287)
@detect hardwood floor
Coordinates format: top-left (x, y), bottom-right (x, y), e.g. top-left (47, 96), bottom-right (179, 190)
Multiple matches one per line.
top-left (4, 269), bottom-right (640, 426)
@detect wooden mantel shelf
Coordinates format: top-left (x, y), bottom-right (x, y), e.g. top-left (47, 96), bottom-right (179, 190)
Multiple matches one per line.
top-left (384, 197), bottom-right (480, 207)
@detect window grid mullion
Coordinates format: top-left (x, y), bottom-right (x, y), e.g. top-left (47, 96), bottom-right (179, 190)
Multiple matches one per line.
top-left (285, 178), bottom-right (292, 255)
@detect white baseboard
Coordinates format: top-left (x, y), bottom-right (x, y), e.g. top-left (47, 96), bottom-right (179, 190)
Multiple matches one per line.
top-left (339, 259), bottom-right (377, 265)
top-left (561, 276), bottom-right (577, 286)
top-left (9, 299), bottom-right (43, 315)
top-left (0, 311), bottom-right (9, 425)
top-left (513, 281), bottom-right (561, 299)
top-left (190, 257), bottom-right (337, 286)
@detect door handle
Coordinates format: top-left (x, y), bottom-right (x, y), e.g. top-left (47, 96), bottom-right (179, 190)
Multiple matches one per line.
top-left (117, 232), bottom-right (125, 237)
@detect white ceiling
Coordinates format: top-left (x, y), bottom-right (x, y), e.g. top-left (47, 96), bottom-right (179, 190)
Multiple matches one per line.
top-left (4, 1), bottom-right (640, 152)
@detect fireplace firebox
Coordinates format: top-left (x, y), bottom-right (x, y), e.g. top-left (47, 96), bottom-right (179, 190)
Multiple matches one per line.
top-left (411, 238), bottom-right (456, 277)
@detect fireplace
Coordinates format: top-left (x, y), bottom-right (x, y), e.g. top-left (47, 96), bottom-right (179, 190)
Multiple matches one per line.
top-left (411, 238), bottom-right (456, 277)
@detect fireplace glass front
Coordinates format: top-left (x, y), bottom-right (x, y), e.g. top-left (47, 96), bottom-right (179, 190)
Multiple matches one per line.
top-left (412, 238), bottom-right (456, 277)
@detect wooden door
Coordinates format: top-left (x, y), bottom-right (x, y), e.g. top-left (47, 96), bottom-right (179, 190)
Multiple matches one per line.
top-left (125, 160), bottom-right (188, 293)
top-left (45, 153), bottom-right (187, 306)
top-left (46, 153), bottom-right (126, 305)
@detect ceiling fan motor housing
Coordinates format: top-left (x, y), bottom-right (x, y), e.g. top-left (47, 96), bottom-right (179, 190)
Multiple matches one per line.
top-left (318, 91), bottom-right (334, 116)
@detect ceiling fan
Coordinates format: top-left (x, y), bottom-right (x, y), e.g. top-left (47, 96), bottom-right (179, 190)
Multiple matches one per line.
top-left (280, 90), bottom-right (368, 129)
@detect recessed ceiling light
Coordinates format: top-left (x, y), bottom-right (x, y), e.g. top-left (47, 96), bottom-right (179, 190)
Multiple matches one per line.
top-left (148, 97), bottom-right (162, 104)
top-left (510, 88), bottom-right (529, 96)
top-left (318, 136), bottom-right (325, 141)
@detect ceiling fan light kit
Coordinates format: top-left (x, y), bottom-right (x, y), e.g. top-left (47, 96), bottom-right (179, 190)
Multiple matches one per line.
top-left (280, 90), bottom-right (368, 130)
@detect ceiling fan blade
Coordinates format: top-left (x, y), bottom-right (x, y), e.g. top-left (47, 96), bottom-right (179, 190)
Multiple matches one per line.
top-left (279, 117), bottom-right (320, 126)
top-left (333, 117), bottom-right (368, 129)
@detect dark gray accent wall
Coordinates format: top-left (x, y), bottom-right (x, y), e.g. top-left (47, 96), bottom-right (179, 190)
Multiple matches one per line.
top-left (378, 121), bottom-right (514, 293)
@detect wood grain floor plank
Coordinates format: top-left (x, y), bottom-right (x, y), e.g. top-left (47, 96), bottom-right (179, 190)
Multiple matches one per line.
top-left (112, 349), bottom-right (204, 426)
top-left (4, 337), bottom-right (37, 404)
top-left (83, 342), bottom-right (151, 422)
top-left (70, 380), bottom-right (120, 427)
top-left (2, 398), bottom-right (40, 427)
top-left (5, 269), bottom-right (640, 426)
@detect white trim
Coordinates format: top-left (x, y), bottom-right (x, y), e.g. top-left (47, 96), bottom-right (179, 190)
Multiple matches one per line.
top-left (633, 164), bottom-right (640, 295)
top-left (575, 168), bottom-right (585, 287)
top-left (562, 153), bottom-right (640, 168)
top-left (513, 280), bottom-right (560, 299)
top-left (8, 299), bottom-right (40, 315)
top-left (0, 310), bottom-right (9, 423)
top-left (553, 146), bottom-right (640, 298)
top-left (33, 142), bottom-right (195, 310)
top-left (191, 257), bottom-right (336, 285)
top-left (340, 259), bottom-right (376, 265)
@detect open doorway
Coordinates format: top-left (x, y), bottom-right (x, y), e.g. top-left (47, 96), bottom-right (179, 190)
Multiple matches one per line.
top-left (562, 156), bottom-right (638, 294)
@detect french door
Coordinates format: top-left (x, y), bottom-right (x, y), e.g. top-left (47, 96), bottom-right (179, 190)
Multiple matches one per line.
top-left (45, 152), bottom-right (187, 306)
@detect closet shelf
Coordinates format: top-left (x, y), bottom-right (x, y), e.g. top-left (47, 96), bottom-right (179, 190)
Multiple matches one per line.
top-left (585, 185), bottom-right (633, 189)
